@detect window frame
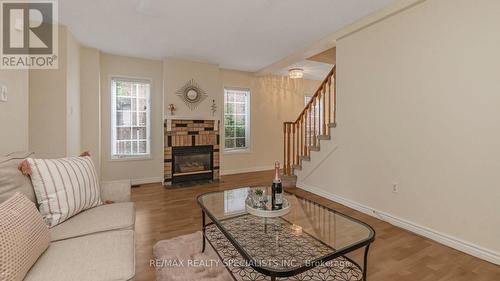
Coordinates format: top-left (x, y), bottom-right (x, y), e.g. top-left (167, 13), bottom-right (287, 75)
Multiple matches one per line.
top-left (223, 87), bottom-right (251, 153)
top-left (110, 76), bottom-right (152, 161)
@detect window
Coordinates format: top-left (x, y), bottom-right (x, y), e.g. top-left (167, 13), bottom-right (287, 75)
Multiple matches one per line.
top-left (224, 88), bottom-right (250, 151)
top-left (111, 78), bottom-right (151, 159)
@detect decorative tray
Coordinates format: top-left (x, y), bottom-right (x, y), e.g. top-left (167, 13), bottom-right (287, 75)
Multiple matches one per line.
top-left (245, 195), bottom-right (290, 218)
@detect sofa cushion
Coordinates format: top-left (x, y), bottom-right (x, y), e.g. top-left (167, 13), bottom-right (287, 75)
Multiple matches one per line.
top-left (50, 202), bottom-right (135, 242)
top-left (27, 156), bottom-right (102, 227)
top-left (0, 152), bottom-right (36, 204)
top-left (24, 230), bottom-right (135, 281)
top-left (0, 193), bottom-right (50, 281)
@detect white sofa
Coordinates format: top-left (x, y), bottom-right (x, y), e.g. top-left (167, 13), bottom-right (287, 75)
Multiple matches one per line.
top-left (0, 153), bottom-right (136, 281)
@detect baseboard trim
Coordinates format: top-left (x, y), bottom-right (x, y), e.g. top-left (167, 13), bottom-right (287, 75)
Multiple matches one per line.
top-left (297, 182), bottom-right (500, 265)
top-left (220, 166), bottom-right (274, 176)
top-left (131, 177), bottom-right (164, 185)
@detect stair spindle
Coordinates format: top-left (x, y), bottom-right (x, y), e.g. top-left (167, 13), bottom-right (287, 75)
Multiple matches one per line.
top-left (313, 98), bottom-right (317, 147)
top-left (333, 69), bottom-right (337, 127)
top-left (328, 77), bottom-right (331, 126)
top-left (295, 122), bottom-right (298, 165)
top-left (299, 118), bottom-right (304, 159)
top-left (307, 106), bottom-right (312, 150)
top-left (283, 123), bottom-right (287, 175)
top-left (290, 123), bottom-right (295, 168)
top-left (322, 87), bottom-right (326, 135)
top-left (302, 116), bottom-right (306, 157)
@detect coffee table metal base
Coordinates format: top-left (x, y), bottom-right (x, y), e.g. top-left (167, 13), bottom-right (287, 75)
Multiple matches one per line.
top-left (202, 216), bottom-right (366, 281)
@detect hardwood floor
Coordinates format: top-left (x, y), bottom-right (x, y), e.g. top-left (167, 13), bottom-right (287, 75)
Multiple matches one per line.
top-left (131, 170), bottom-right (499, 281)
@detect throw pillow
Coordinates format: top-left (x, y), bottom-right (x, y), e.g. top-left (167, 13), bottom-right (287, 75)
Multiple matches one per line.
top-left (0, 193), bottom-right (50, 281)
top-left (27, 156), bottom-right (102, 227)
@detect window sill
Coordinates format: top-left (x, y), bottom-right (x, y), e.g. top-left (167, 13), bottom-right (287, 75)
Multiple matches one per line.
top-left (109, 155), bottom-right (152, 162)
top-left (222, 148), bottom-right (251, 155)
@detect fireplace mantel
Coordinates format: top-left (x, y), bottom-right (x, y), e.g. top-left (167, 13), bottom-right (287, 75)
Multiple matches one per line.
top-left (164, 116), bottom-right (220, 131)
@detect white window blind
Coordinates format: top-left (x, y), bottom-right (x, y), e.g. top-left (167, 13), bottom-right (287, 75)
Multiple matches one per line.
top-left (111, 78), bottom-right (151, 159)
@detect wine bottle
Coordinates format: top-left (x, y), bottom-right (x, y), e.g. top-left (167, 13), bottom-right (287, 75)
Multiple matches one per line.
top-left (271, 161), bottom-right (283, 210)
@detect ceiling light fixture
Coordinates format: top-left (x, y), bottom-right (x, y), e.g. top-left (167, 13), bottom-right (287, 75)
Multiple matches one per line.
top-left (288, 68), bottom-right (304, 79)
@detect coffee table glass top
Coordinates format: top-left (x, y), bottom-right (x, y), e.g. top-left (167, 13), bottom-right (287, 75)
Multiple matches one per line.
top-left (197, 187), bottom-right (375, 274)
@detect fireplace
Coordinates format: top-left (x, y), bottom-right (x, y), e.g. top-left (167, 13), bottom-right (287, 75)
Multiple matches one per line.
top-left (164, 119), bottom-right (220, 186)
top-left (172, 145), bottom-right (213, 184)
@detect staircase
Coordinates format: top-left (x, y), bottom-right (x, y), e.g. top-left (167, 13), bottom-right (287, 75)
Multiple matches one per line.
top-left (282, 66), bottom-right (336, 185)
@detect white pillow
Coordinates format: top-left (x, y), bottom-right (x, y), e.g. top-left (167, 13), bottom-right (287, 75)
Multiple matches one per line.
top-left (27, 156), bottom-right (102, 227)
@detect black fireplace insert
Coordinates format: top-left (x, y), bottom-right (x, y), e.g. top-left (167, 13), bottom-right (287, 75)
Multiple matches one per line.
top-left (172, 145), bottom-right (213, 184)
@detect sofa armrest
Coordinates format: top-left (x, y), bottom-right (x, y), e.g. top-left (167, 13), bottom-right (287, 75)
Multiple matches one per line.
top-left (100, 179), bottom-right (132, 203)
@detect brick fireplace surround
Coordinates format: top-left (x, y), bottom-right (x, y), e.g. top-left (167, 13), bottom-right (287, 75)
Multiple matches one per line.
top-left (164, 119), bottom-right (220, 186)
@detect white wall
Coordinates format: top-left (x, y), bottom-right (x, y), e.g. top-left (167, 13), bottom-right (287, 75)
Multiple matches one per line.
top-left (29, 26), bottom-right (69, 158)
top-left (100, 53), bottom-right (164, 182)
top-left (66, 31), bottom-right (81, 156)
top-left (164, 58), bottom-right (222, 120)
top-left (299, 0), bottom-right (500, 262)
top-left (80, 47), bottom-right (101, 174)
top-left (2, 26), bottom-right (81, 158)
top-left (29, 26), bottom-right (82, 158)
top-left (0, 69), bottom-right (29, 155)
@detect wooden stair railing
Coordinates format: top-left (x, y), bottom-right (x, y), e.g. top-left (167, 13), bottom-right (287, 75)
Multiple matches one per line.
top-left (283, 66), bottom-right (336, 176)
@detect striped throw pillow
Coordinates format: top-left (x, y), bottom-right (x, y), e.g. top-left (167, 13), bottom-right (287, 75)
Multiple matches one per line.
top-left (27, 156), bottom-right (102, 227)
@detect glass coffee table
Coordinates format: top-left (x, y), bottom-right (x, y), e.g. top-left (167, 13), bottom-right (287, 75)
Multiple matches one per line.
top-left (197, 187), bottom-right (375, 281)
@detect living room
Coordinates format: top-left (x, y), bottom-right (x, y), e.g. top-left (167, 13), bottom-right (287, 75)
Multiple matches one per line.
top-left (1, 0), bottom-right (499, 281)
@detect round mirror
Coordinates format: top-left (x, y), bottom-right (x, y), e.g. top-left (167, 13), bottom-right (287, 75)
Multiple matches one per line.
top-left (186, 89), bottom-right (198, 101)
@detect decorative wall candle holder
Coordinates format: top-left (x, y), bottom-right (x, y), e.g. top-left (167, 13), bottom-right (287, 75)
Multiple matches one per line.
top-left (167, 104), bottom-right (176, 115)
top-left (211, 99), bottom-right (217, 116)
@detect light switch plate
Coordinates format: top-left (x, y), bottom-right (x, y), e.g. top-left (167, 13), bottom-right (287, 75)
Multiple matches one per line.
top-left (0, 85), bottom-right (7, 102)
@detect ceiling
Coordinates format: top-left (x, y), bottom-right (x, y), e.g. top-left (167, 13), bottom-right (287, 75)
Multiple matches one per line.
top-left (59, 0), bottom-right (395, 72)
